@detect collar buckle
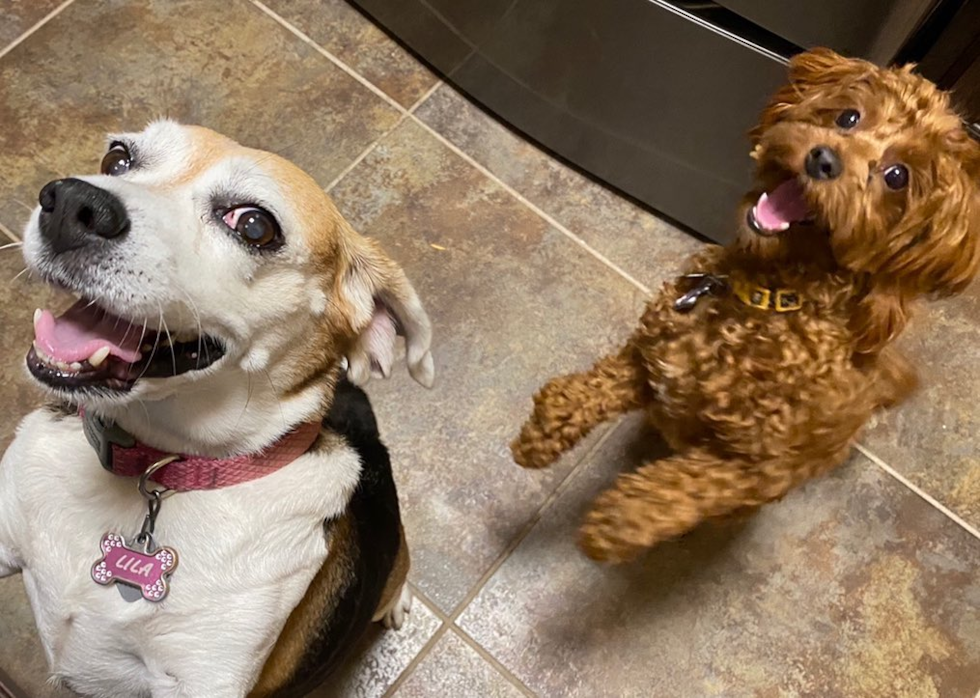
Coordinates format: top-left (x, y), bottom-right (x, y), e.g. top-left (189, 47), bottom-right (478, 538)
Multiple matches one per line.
top-left (82, 411), bottom-right (136, 472)
top-left (733, 281), bottom-right (803, 313)
top-left (774, 290), bottom-right (802, 312)
top-left (674, 273), bottom-right (729, 313)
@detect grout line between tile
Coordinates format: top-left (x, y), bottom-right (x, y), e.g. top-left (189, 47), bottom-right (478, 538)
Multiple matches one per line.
top-left (0, 222), bottom-right (20, 243)
top-left (856, 443), bottom-right (980, 541)
top-left (325, 113), bottom-right (409, 192)
top-left (449, 625), bottom-right (537, 697)
top-left (0, 0), bottom-right (76, 61)
top-left (249, 0), bottom-right (406, 112)
top-left (0, 668), bottom-right (26, 698)
top-left (391, 426), bottom-right (621, 697)
top-left (446, 421), bottom-right (626, 622)
top-left (407, 80), bottom-right (444, 114)
top-left (324, 80), bottom-right (440, 193)
top-left (408, 582), bottom-right (448, 622)
top-left (374, 583), bottom-right (449, 698)
top-left (408, 115), bottom-right (653, 295)
top-left (249, 0), bottom-right (652, 297)
top-left (380, 623), bottom-right (451, 698)
top-left (379, 594), bottom-right (538, 697)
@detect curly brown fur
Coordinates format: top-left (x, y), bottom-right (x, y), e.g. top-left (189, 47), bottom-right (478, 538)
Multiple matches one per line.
top-left (513, 345), bottom-right (648, 470)
top-left (512, 49), bottom-right (980, 563)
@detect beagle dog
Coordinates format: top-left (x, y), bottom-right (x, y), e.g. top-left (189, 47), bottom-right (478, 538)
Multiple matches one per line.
top-left (0, 121), bottom-right (433, 697)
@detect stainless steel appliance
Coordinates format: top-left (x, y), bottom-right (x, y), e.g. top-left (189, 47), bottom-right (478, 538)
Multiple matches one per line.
top-left (350, 0), bottom-right (966, 242)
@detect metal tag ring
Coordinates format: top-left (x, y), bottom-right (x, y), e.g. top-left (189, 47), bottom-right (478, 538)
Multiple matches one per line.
top-left (138, 455), bottom-right (180, 500)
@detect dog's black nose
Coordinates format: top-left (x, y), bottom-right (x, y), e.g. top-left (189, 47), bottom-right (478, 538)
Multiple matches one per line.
top-left (804, 146), bottom-right (842, 180)
top-left (37, 178), bottom-right (130, 254)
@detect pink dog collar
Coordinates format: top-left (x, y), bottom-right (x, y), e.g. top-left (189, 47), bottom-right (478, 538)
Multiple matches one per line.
top-left (81, 411), bottom-right (322, 492)
top-left (81, 413), bottom-right (321, 602)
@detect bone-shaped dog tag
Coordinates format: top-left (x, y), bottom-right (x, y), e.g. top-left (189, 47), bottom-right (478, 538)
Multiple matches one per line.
top-left (91, 533), bottom-right (178, 602)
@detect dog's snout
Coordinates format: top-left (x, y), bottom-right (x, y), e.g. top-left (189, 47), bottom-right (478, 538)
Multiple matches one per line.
top-left (37, 178), bottom-right (130, 254)
top-left (804, 146), bottom-right (842, 181)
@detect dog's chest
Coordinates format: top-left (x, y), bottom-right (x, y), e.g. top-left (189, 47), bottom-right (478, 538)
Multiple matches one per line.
top-left (5, 410), bottom-right (360, 696)
top-left (639, 285), bottom-right (852, 413)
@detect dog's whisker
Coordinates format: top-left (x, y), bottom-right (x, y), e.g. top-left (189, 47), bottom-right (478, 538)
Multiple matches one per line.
top-left (135, 396), bottom-right (151, 426)
top-left (119, 320), bottom-right (136, 347)
top-left (133, 308), bottom-right (165, 384)
top-left (159, 314), bottom-right (178, 378)
top-left (10, 266), bottom-right (29, 284)
top-left (0, 241), bottom-right (24, 252)
top-left (235, 372), bottom-right (256, 430)
top-left (172, 283), bottom-right (206, 367)
top-left (261, 367), bottom-right (287, 431)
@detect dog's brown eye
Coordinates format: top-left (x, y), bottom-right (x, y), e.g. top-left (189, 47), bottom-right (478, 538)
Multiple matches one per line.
top-left (835, 109), bottom-right (861, 129)
top-left (100, 144), bottom-right (132, 176)
top-left (883, 164), bottom-right (909, 190)
top-left (222, 206), bottom-right (281, 248)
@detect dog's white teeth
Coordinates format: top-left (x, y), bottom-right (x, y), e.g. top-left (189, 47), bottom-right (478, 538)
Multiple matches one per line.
top-left (776, 222), bottom-right (790, 231)
top-left (69, 362), bottom-right (82, 371)
top-left (88, 346), bottom-right (111, 368)
top-left (33, 308), bottom-right (42, 329)
top-left (759, 192), bottom-right (769, 206)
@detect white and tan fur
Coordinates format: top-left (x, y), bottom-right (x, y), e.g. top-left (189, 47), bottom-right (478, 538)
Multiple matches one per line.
top-left (0, 121), bottom-right (431, 697)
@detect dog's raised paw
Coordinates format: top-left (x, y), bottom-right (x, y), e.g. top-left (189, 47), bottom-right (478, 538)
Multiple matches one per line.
top-left (382, 583), bottom-right (413, 630)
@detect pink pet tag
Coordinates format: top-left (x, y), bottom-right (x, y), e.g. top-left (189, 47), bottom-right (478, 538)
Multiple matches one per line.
top-left (91, 456), bottom-right (180, 602)
top-left (92, 533), bottom-right (178, 602)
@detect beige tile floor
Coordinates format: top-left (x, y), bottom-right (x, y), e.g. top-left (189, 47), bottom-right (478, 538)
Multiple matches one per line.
top-left (0, 2), bottom-right (978, 697)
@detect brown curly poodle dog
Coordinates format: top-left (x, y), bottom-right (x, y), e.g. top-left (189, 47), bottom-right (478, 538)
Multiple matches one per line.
top-left (512, 48), bottom-right (980, 564)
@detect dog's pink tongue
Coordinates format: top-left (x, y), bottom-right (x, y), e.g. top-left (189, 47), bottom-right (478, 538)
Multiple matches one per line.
top-left (34, 300), bottom-right (143, 363)
top-left (755, 180), bottom-right (810, 230)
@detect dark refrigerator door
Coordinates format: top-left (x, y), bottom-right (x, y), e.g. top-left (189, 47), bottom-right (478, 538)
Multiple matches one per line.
top-left (353, 0), bottom-right (789, 242)
top-left (715, 0), bottom-right (937, 62)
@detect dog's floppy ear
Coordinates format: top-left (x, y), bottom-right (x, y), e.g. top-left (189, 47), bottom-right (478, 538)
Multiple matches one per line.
top-left (750, 48), bottom-right (871, 145)
top-left (887, 179), bottom-right (980, 297)
top-left (862, 141), bottom-right (980, 298)
top-left (334, 235), bottom-right (434, 388)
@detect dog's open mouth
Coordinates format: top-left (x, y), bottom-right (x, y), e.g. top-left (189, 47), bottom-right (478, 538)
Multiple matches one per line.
top-left (27, 299), bottom-right (224, 393)
top-left (746, 179), bottom-right (812, 236)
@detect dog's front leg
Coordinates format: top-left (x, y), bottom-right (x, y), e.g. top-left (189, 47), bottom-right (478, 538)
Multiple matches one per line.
top-left (0, 542), bottom-right (17, 578)
top-left (511, 345), bottom-right (648, 469)
top-left (0, 447), bottom-right (23, 577)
